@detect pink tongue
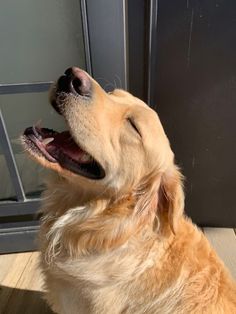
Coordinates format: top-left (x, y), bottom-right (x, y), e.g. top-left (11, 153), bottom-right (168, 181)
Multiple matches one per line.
top-left (47, 131), bottom-right (87, 162)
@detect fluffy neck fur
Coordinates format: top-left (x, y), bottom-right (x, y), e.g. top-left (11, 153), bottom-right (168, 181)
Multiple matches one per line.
top-left (40, 174), bottom-right (236, 314)
top-left (40, 174), bottom-right (163, 262)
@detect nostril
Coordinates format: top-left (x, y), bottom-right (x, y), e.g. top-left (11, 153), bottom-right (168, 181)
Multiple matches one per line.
top-left (57, 67), bottom-right (91, 97)
top-left (64, 67), bottom-right (73, 76)
top-left (57, 75), bottom-right (71, 93)
top-left (71, 78), bottom-right (82, 95)
top-left (71, 76), bottom-right (91, 97)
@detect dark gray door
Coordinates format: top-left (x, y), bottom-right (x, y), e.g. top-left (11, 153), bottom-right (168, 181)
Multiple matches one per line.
top-left (148, 0), bottom-right (236, 227)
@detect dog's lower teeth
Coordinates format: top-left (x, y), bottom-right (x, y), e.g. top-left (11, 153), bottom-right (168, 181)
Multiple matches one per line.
top-left (42, 138), bottom-right (54, 145)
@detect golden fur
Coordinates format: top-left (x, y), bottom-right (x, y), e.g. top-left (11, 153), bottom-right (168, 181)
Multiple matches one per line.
top-left (25, 70), bottom-right (236, 313)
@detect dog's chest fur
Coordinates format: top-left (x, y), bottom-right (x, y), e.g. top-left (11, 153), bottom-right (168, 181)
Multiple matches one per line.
top-left (41, 236), bottom-right (186, 314)
top-left (39, 198), bottom-right (184, 314)
top-left (39, 184), bottom-right (236, 314)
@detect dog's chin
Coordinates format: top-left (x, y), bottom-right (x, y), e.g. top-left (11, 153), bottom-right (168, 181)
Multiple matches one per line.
top-left (22, 125), bottom-right (106, 180)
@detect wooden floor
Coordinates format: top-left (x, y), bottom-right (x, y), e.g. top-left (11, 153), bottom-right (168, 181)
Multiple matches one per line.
top-left (0, 251), bottom-right (53, 314)
top-left (0, 228), bottom-right (236, 314)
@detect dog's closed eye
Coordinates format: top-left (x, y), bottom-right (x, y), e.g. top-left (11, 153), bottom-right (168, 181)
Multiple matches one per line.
top-left (127, 117), bottom-right (142, 137)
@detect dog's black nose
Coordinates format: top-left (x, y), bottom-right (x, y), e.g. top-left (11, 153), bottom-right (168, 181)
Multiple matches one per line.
top-left (57, 67), bottom-right (92, 97)
top-left (51, 67), bottom-right (92, 114)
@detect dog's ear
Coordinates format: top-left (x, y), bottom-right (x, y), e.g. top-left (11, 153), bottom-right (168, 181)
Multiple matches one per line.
top-left (157, 165), bottom-right (184, 234)
top-left (134, 164), bottom-right (184, 234)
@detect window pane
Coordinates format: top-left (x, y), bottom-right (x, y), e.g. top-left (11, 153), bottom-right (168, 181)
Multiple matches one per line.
top-left (0, 0), bottom-right (85, 83)
top-left (0, 92), bottom-right (67, 197)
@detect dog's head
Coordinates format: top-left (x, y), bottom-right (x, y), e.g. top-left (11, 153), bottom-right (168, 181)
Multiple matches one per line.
top-left (23, 67), bottom-right (184, 232)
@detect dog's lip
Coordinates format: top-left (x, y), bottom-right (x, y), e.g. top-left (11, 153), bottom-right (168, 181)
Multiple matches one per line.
top-left (22, 126), bottom-right (106, 180)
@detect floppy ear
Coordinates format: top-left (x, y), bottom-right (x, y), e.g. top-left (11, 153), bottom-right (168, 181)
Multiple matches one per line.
top-left (134, 164), bottom-right (184, 234)
top-left (157, 165), bottom-right (184, 234)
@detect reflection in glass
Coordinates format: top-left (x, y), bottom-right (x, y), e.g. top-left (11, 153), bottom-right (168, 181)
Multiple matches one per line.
top-left (1, 92), bottom-right (67, 198)
top-left (0, 143), bottom-right (16, 201)
top-left (0, 0), bottom-right (85, 83)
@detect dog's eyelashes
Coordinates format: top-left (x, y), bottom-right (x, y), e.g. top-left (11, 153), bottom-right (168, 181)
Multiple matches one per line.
top-left (127, 117), bottom-right (142, 137)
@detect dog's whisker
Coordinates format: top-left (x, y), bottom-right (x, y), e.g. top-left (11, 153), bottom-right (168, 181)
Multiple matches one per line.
top-left (103, 82), bottom-right (116, 91)
top-left (35, 119), bottom-right (42, 127)
top-left (114, 74), bottom-right (122, 89)
top-left (95, 76), bottom-right (116, 91)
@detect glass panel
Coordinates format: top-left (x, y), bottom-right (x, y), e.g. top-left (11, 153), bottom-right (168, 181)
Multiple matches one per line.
top-left (0, 0), bottom-right (85, 84)
top-left (0, 143), bottom-right (16, 201)
top-left (0, 92), bottom-right (67, 197)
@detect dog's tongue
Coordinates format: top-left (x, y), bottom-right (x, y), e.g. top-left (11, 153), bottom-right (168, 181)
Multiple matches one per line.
top-left (46, 131), bottom-right (91, 163)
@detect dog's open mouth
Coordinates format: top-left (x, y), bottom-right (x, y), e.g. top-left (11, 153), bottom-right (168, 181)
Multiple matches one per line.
top-left (23, 126), bottom-right (105, 179)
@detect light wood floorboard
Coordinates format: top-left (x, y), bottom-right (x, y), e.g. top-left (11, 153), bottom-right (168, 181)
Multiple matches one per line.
top-left (203, 227), bottom-right (236, 279)
top-left (0, 252), bottom-right (52, 314)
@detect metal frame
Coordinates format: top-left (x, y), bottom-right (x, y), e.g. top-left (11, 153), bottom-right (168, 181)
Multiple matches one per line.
top-left (122, 0), bottom-right (129, 90)
top-left (147, 0), bottom-right (159, 107)
top-left (0, 82), bottom-right (52, 95)
top-left (0, 225), bottom-right (39, 254)
top-left (0, 199), bottom-right (41, 217)
top-left (80, 0), bottom-right (92, 75)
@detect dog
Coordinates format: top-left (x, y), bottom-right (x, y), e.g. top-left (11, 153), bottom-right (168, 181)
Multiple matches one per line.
top-left (22, 67), bottom-right (236, 313)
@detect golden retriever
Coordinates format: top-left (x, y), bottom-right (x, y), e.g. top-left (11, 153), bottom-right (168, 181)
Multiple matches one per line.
top-left (22, 67), bottom-right (236, 313)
